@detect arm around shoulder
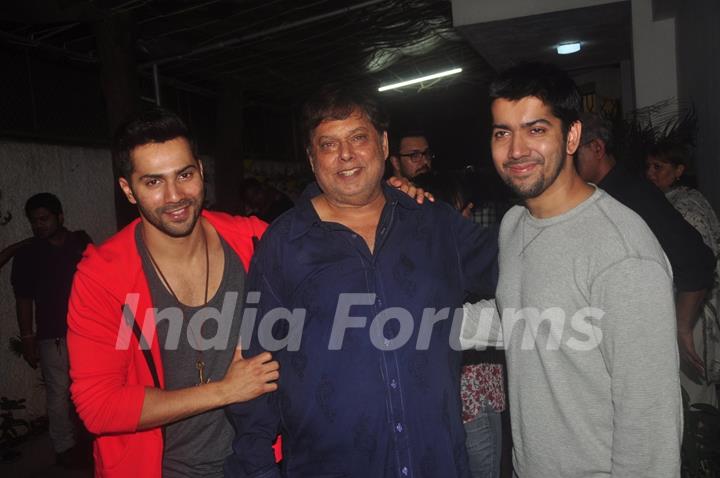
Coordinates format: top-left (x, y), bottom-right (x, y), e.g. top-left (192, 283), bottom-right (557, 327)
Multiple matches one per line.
top-left (460, 299), bottom-right (503, 350)
top-left (453, 212), bottom-right (499, 298)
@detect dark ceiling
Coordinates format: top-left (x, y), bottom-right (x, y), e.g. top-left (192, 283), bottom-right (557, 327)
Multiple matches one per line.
top-left (457, 1), bottom-right (632, 75)
top-left (0, 0), bottom-right (492, 102)
top-left (0, 0), bottom-right (638, 173)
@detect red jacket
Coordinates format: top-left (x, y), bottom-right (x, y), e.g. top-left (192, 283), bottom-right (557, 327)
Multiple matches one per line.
top-left (67, 211), bottom-right (266, 478)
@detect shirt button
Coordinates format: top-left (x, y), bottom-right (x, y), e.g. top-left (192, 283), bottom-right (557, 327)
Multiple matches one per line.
top-left (401, 466), bottom-right (408, 475)
top-left (395, 422), bottom-right (403, 433)
top-left (390, 379), bottom-right (397, 389)
top-left (383, 338), bottom-right (390, 347)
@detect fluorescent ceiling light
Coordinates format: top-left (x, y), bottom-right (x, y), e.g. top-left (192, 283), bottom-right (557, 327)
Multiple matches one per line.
top-left (556, 42), bottom-right (581, 55)
top-left (378, 67), bottom-right (462, 92)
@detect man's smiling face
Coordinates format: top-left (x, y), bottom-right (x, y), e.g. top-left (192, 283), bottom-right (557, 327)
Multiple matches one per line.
top-left (308, 108), bottom-right (388, 207)
top-left (119, 136), bottom-right (204, 238)
top-left (491, 96), bottom-right (570, 199)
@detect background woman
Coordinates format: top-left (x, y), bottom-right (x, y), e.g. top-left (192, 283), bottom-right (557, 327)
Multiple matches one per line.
top-left (646, 144), bottom-right (720, 406)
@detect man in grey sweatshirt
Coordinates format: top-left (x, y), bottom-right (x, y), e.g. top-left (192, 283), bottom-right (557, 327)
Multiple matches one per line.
top-left (462, 63), bottom-right (681, 477)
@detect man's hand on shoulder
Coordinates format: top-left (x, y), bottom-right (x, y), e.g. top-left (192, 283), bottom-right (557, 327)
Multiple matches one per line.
top-left (386, 176), bottom-right (434, 204)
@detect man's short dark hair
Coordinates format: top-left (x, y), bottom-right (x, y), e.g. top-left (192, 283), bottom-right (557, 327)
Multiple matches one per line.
top-left (25, 192), bottom-right (63, 217)
top-left (489, 62), bottom-right (581, 136)
top-left (579, 112), bottom-right (615, 155)
top-left (301, 85), bottom-right (389, 150)
top-left (112, 108), bottom-right (195, 179)
top-left (390, 130), bottom-right (429, 156)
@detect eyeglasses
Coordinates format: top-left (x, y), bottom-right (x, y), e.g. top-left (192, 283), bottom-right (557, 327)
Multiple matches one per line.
top-left (398, 149), bottom-right (435, 162)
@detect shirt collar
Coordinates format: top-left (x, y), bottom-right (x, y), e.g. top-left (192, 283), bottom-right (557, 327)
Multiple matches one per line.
top-left (288, 181), bottom-right (419, 240)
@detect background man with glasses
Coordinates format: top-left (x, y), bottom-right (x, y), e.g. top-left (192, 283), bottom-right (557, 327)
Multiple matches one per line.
top-left (389, 131), bottom-right (434, 180)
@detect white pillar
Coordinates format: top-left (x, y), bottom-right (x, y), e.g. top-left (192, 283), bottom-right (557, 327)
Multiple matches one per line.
top-left (631, 0), bottom-right (678, 109)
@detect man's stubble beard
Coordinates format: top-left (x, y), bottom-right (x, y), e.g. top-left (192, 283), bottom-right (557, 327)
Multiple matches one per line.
top-left (135, 191), bottom-right (204, 239)
top-left (503, 146), bottom-right (567, 200)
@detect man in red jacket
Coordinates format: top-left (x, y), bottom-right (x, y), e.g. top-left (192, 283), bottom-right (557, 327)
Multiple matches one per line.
top-left (67, 109), bottom-right (279, 478)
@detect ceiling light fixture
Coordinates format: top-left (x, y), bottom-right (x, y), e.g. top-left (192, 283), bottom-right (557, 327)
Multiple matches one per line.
top-left (556, 42), bottom-right (581, 55)
top-left (378, 67), bottom-right (463, 92)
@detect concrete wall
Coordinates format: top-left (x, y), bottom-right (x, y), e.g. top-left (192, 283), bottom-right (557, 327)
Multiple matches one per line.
top-left (0, 140), bottom-right (116, 417)
top-left (675, 0), bottom-right (720, 213)
top-left (451, 0), bottom-right (624, 25)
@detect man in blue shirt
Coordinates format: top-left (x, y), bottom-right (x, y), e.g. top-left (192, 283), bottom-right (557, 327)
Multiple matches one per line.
top-left (225, 86), bottom-right (498, 478)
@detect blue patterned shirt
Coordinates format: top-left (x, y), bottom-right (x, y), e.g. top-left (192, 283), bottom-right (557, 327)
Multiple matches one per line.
top-left (225, 183), bottom-right (498, 478)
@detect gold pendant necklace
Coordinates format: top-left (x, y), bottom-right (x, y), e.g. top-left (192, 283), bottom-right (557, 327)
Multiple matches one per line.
top-left (143, 224), bottom-right (211, 386)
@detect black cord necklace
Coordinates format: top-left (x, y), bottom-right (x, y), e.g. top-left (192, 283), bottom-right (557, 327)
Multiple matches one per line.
top-left (143, 224), bottom-right (211, 385)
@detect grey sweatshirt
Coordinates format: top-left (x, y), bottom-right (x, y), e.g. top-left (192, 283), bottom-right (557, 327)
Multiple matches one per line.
top-left (462, 188), bottom-right (682, 477)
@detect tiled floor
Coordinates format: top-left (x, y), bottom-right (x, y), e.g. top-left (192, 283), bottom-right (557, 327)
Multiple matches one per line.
top-left (1, 432), bottom-right (91, 478)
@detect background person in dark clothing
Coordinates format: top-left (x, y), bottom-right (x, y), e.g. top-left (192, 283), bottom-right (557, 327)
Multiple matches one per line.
top-left (575, 112), bottom-right (715, 381)
top-left (0, 238), bottom-right (32, 269)
top-left (238, 177), bottom-right (295, 224)
top-left (10, 192), bottom-right (92, 467)
top-left (388, 131), bottom-right (434, 180)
